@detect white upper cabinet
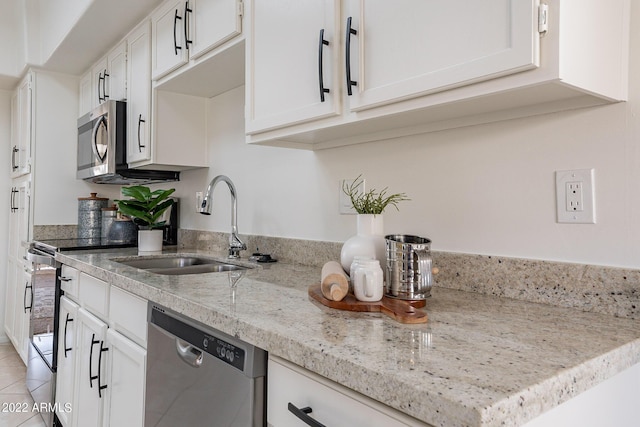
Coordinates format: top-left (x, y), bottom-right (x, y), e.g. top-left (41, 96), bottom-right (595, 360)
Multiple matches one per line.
top-left (245, 0), bottom-right (630, 149)
top-left (127, 21), bottom-right (152, 164)
top-left (10, 75), bottom-right (32, 177)
top-left (92, 41), bottom-right (127, 108)
top-left (345, 0), bottom-right (539, 112)
top-left (78, 71), bottom-right (93, 116)
top-left (151, 0), bottom-right (189, 80)
top-left (187, 0), bottom-right (243, 60)
top-left (152, 0), bottom-right (243, 81)
top-left (246, 0), bottom-right (341, 134)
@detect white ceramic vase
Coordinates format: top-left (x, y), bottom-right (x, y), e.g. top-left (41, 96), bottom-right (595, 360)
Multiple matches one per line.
top-left (340, 214), bottom-right (386, 272)
top-left (138, 229), bottom-right (163, 254)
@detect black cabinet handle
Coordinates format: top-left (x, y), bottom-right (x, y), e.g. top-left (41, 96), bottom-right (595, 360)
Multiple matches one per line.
top-left (98, 72), bottom-right (104, 103)
top-left (89, 334), bottom-right (99, 389)
top-left (184, 1), bottom-right (193, 50)
top-left (137, 114), bottom-right (146, 153)
top-left (102, 70), bottom-right (109, 100)
top-left (173, 9), bottom-right (183, 55)
top-left (287, 403), bottom-right (327, 427)
top-left (345, 16), bottom-right (358, 96)
top-left (23, 281), bottom-right (32, 313)
top-left (11, 146), bottom-right (18, 170)
top-left (97, 342), bottom-right (109, 398)
top-left (318, 29), bottom-right (330, 102)
top-left (10, 187), bottom-right (16, 213)
top-left (64, 313), bottom-right (74, 358)
top-left (58, 276), bottom-right (72, 282)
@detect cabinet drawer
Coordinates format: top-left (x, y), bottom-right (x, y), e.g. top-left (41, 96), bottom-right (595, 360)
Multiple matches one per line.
top-left (78, 272), bottom-right (109, 320)
top-left (109, 286), bottom-right (147, 348)
top-left (268, 357), bottom-right (427, 427)
top-left (59, 265), bottom-right (80, 300)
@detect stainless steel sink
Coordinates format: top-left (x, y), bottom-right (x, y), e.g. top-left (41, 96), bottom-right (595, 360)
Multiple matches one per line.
top-left (115, 256), bottom-right (248, 275)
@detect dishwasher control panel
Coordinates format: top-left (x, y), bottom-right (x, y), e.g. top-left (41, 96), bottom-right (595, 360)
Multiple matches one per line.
top-left (203, 334), bottom-right (245, 371)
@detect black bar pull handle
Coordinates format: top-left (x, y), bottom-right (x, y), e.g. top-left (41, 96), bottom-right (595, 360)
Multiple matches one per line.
top-left (102, 69), bottom-right (109, 100)
top-left (11, 146), bottom-right (18, 170)
top-left (10, 187), bottom-right (16, 212)
top-left (23, 281), bottom-right (32, 313)
top-left (137, 114), bottom-right (146, 153)
top-left (173, 9), bottom-right (183, 55)
top-left (98, 72), bottom-right (104, 103)
top-left (64, 313), bottom-right (74, 358)
top-left (89, 334), bottom-right (99, 389)
top-left (345, 16), bottom-right (358, 96)
top-left (97, 342), bottom-right (109, 398)
top-left (287, 403), bottom-right (327, 427)
top-left (184, 2), bottom-right (193, 50)
top-left (318, 29), bottom-right (330, 102)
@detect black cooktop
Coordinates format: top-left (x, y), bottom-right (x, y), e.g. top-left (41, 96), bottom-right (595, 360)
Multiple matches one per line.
top-left (34, 238), bottom-right (136, 253)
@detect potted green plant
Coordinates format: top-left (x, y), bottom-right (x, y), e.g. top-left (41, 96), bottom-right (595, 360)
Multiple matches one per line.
top-left (115, 185), bottom-right (176, 253)
top-left (340, 175), bottom-right (409, 271)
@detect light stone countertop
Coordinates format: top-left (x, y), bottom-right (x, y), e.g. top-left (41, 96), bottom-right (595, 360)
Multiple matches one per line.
top-left (55, 248), bottom-right (640, 427)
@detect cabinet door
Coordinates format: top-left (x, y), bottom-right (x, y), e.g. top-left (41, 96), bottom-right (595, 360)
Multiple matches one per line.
top-left (152, 0), bottom-right (189, 80)
top-left (3, 259), bottom-right (17, 340)
top-left (103, 329), bottom-right (146, 427)
top-left (268, 357), bottom-right (419, 426)
top-left (107, 41), bottom-right (128, 102)
top-left (92, 57), bottom-right (109, 107)
top-left (346, 0), bottom-right (539, 112)
top-left (78, 71), bottom-right (93, 116)
top-left (73, 308), bottom-right (108, 427)
top-left (55, 296), bottom-right (79, 427)
top-left (127, 21), bottom-right (152, 164)
top-left (188, 0), bottom-right (242, 60)
top-left (245, 0), bottom-right (341, 135)
top-left (11, 75), bottom-right (31, 177)
top-left (12, 267), bottom-right (32, 362)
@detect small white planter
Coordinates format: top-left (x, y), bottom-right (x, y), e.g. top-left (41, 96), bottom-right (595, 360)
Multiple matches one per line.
top-left (138, 229), bottom-right (163, 254)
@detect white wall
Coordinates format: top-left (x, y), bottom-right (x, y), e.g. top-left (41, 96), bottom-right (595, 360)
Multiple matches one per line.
top-left (174, 4), bottom-right (640, 269)
top-left (0, 0), bottom-right (26, 85)
top-left (0, 90), bottom-right (11, 342)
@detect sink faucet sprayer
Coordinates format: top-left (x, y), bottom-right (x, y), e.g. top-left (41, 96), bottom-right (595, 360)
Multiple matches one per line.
top-left (199, 175), bottom-right (247, 258)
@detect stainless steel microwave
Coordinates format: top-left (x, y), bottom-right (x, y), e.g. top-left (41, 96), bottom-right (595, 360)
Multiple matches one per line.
top-left (76, 101), bottom-right (179, 185)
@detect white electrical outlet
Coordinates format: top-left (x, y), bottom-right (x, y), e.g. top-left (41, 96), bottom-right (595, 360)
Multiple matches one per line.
top-left (195, 191), bottom-right (203, 212)
top-left (339, 178), bottom-right (364, 215)
top-left (555, 169), bottom-right (595, 224)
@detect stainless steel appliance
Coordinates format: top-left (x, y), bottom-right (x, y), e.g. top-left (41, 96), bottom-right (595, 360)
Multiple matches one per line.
top-left (145, 303), bottom-right (267, 427)
top-left (25, 245), bottom-right (59, 427)
top-left (25, 238), bottom-right (136, 427)
top-left (385, 234), bottom-right (433, 300)
top-left (77, 100), bottom-right (180, 185)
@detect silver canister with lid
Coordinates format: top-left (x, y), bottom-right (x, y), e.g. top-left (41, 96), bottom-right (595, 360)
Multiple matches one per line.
top-left (78, 193), bottom-right (108, 244)
top-left (101, 205), bottom-right (118, 244)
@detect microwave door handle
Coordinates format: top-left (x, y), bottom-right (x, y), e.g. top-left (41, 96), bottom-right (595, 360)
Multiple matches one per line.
top-left (91, 116), bottom-right (108, 163)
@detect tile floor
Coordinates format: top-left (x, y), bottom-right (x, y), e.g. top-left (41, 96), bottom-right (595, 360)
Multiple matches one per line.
top-left (0, 343), bottom-right (46, 427)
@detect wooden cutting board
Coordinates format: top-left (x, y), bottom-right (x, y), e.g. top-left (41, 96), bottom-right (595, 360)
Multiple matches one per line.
top-left (308, 284), bottom-right (428, 324)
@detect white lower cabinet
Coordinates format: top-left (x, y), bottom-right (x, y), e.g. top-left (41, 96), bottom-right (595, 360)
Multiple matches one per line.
top-left (103, 329), bottom-right (146, 427)
top-left (268, 356), bottom-right (428, 427)
top-left (55, 267), bottom-right (147, 427)
top-left (73, 308), bottom-right (108, 427)
top-left (55, 296), bottom-right (79, 426)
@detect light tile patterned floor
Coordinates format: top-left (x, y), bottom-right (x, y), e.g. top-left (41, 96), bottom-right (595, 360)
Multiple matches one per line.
top-left (0, 343), bottom-right (46, 427)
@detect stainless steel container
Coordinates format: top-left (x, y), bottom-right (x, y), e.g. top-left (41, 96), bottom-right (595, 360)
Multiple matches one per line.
top-left (107, 216), bottom-right (138, 244)
top-left (101, 206), bottom-right (117, 244)
top-left (385, 235), bottom-right (433, 300)
top-left (78, 193), bottom-right (108, 243)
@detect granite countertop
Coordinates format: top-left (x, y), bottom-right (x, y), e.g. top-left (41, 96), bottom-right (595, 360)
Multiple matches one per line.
top-left (55, 248), bottom-right (640, 427)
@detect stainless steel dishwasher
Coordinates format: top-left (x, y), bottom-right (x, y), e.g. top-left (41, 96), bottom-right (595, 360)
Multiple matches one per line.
top-left (145, 303), bottom-right (267, 427)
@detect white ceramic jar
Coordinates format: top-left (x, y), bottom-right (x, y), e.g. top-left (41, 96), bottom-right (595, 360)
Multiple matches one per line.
top-left (353, 260), bottom-right (384, 302)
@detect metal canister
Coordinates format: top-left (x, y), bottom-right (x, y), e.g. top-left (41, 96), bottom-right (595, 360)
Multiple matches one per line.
top-left (385, 235), bottom-right (433, 300)
top-left (101, 205), bottom-right (118, 244)
top-left (78, 193), bottom-right (108, 244)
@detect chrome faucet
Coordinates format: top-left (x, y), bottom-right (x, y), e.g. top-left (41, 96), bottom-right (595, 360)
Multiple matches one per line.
top-left (199, 175), bottom-right (247, 258)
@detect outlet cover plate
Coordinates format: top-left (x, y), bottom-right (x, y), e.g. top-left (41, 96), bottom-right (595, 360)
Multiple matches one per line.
top-left (339, 178), bottom-right (364, 215)
top-left (555, 169), bottom-right (595, 224)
